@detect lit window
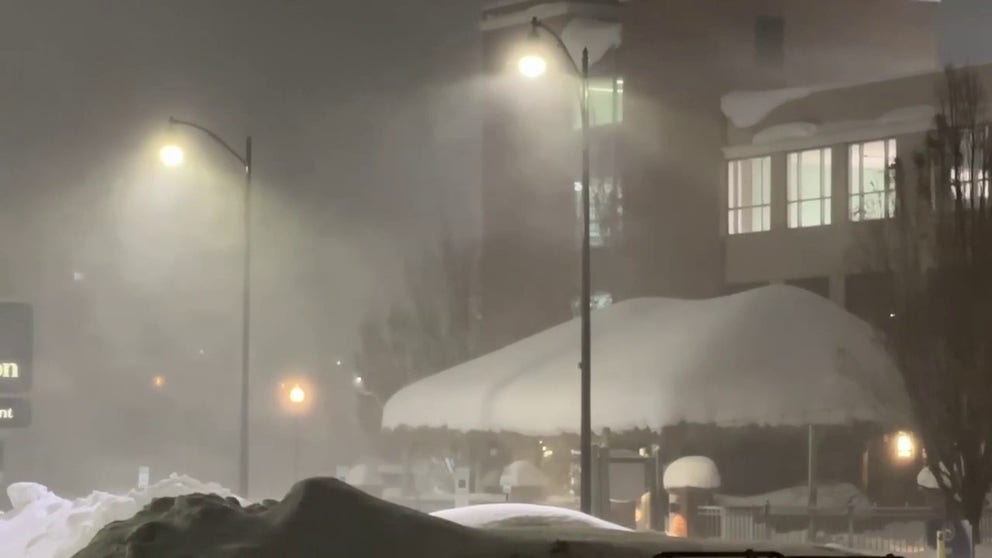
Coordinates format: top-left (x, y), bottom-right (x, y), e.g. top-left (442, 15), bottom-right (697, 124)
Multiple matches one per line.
top-left (788, 148), bottom-right (832, 228)
top-left (850, 139), bottom-right (896, 221)
top-left (575, 77), bottom-right (623, 129)
top-left (955, 128), bottom-right (990, 201)
top-left (727, 157), bottom-right (771, 234)
top-left (574, 178), bottom-right (623, 247)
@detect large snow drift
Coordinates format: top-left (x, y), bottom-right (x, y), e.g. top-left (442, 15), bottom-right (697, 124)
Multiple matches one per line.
top-left (432, 503), bottom-right (629, 531)
top-left (0, 474), bottom-right (245, 558)
top-left (382, 286), bottom-right (908, 434)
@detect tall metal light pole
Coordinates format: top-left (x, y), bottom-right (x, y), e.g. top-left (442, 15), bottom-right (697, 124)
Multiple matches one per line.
top-left (164, 117), bottom-right (253, 497)
top-left (523, 17), bottom-right (593, 515)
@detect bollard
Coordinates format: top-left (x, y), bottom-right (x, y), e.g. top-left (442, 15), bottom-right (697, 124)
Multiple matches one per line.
top-left (936, 528), bottom-right (947, 558)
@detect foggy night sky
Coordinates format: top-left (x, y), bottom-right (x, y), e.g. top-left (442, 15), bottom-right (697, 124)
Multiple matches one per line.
top-left (0, 1), bottom-right (484, 500)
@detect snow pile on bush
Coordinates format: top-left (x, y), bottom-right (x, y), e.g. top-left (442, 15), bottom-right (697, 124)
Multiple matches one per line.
top-left (432, 503), bottom-right (629, 531)
top-left (0, 474), bottom-right (244, 558)
top-left (663, 456), bottom-right (721, 490)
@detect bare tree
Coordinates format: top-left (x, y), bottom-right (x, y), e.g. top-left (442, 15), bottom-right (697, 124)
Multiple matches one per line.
top-left (352, 221), bottom-right (478, 433)
top-left (882, 67), bottom-right (992, 543)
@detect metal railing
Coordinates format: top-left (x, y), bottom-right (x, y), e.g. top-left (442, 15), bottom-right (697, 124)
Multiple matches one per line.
top-left (696, 505), bottom-right (991, 553)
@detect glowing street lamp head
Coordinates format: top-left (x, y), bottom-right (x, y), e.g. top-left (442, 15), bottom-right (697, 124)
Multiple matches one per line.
top-left (895, 431), bottom-right (915, 460)
top-left (289, 385), bottom-right (306, 405)
top-left (518, 54), bottom-right (547, 79)
top-left (152, 375), bottom-right (165, 388)
top-left (159, 145), bottom-right (185, 167)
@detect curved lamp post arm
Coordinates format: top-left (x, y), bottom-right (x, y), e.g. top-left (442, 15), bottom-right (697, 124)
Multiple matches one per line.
top-left (169, 116), bottom-right (248, 169)
top-left (530, 17), bottom-right (581, 78)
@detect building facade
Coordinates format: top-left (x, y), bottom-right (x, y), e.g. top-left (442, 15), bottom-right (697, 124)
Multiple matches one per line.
top-left (477, 0), bottom-right (939, 353)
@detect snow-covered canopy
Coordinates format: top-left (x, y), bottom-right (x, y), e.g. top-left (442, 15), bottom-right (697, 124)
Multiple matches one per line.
top-left (382, 286), bottom-right (909, 435)
top-left (663, 456), bottom-right (721, 490)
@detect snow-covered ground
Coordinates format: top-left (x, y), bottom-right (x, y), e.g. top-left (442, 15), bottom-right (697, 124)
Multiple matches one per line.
top-left (432, 503), bottom-right (629, 530)
top-left (383, 285), bottom-right (908, 434)
top-left (0, 474), bottom-right (244, 558)
top-left (1, 474), bottom-right (864, 558)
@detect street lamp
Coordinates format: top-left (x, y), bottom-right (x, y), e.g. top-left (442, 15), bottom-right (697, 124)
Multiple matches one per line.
top-left (161, 116), bottom-right (253, 497)
top-left (159, 145), bottom-right (185, 167)
top-left (286, 383), bottom-right (308, 482)
top-left (519, 16), bottom-right (594, 515)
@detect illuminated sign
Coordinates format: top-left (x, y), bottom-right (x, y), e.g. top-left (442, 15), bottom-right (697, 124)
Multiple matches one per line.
top-left (0, 303), bottom-right (32, 393)
top-left (0, 397), bottom-right (30, 428)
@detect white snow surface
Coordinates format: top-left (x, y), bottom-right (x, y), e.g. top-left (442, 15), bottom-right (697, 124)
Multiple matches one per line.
top-left (722, 67), bottom-right (939, 129)
top-left (721, 88), bottom-right (813, 128)
top-left (431, 503), bottom-right (629, 531)
top-left (382, 286), bottom-right (909, 435)
top-left (748, 105), bottom-right (936, 146)
top-left (499, 460), bottom-right (549, 488)
top-left (662, 456), bottom-right (721, 490)
top-left (0, 473), bottom-right (244, 558)
top-left (715, 482), bottom-right (871, 509)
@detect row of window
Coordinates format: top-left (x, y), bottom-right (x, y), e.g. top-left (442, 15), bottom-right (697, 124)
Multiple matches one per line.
top-left (727, 139), bottom-right (896, 234)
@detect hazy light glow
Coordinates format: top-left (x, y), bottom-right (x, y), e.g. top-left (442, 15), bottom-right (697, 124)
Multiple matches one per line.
top-left (518, 54), bottom-right (547, 79)
top-left (895, 431), bottom-right (915, 459)
top-left (289, 385), bottom-right (306, 404)
top-left (152, 375), bottom-right (165, 388)
top-left (159, 145), bottom-right (185, 167)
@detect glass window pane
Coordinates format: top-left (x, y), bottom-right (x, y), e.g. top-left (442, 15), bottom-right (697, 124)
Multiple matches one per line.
top-left (824, 198), bottom-right (832, 225)
top-left (850, 144), bottom-right (861, 195)
top-left (800, 151), bottom-right (822, 199)
top-left (761, 157), bottom-right (771, 203)
top-left (788, 153), bottom-right (798, 200)
top-left (762, 206), bottom-right (770, 231)
top-left (800, 200), bottom-right (822, 227)
top-left (788, 202), bottom-right (798, 228)
top-left (850, 195), bottom-right (863, 221)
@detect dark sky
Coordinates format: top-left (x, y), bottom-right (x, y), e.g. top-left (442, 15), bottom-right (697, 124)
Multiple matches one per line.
top-left (0, 1), bottom-right (483, 500)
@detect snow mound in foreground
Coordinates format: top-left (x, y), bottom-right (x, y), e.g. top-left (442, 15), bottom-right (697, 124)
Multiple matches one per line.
top-left (432, 503), bottom-right (630, 531)
top-left (384, 285), bottom-right (909, 434)
top-left (663, 456), bottom-right (721, 490)
top-left (73, 477), bottom-right (568, 558)
top-left (0, 474), bottom-right (245, 558)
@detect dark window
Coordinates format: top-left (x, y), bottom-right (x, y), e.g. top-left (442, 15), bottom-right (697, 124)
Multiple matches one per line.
top-left (755, 16), bottom-right (785, 67)
top-left (846, 272), bottom-right (894, 330)
top-left (785, 276), bottom-right (829, 299)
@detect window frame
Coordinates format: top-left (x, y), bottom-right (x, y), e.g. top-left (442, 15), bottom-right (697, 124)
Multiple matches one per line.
top-left (787, 147), bottom-right (833, 228)
top-left (727, 156), bottom-right (772, 235)
top-left (849, 138), bottom-right (897, 221)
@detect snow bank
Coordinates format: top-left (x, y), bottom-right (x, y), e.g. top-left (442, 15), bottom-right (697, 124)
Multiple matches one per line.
top-left (0, 473), bottom-right (244, 558)
top-left (382, 285), bottom-right (909, 435)
top-left (431, 503), bottom-right (629, 531)
top-left (715, 482), bottom-right (870, 509)
top-left (71, 477), bottom-right (562, 558)
top-left (663, 456), bottom-right (720, 490)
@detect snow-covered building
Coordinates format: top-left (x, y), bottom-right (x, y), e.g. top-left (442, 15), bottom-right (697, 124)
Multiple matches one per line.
top-left (720, 62), bottom-right (992, 327)
top-left (383, 286), bottom-right (917, 502)
top-left (475, 0), bottom-right (940, 356)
